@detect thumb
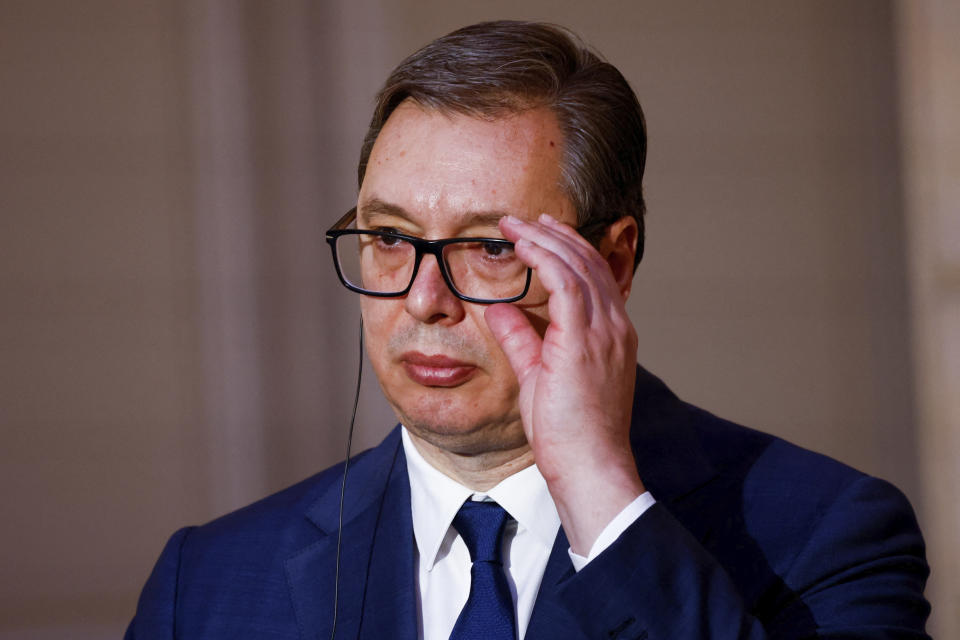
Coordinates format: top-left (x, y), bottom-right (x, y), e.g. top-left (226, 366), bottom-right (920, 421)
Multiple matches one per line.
top-left (484, 303), bottom-right (543, 386)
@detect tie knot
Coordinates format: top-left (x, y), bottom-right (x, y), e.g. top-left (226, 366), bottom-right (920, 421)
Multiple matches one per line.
top-left (453, 501), bottom-right (510, 564)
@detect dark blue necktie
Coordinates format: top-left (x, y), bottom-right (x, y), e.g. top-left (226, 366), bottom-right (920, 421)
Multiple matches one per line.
top-left (448, 500), bottom-right (517, 640)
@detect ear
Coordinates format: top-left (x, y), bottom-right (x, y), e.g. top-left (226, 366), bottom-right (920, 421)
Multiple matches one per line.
top-left (596, 216), bottom-right (638, 300)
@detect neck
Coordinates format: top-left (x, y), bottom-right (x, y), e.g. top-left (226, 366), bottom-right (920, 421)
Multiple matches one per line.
top-left (405, 429), bottom-right (535, 491)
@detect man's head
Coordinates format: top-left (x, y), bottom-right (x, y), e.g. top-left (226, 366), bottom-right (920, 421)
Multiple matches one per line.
top-left (350, 21), bottom-right (646, 465)
top-left (358, 20), bottom-right (648, 267)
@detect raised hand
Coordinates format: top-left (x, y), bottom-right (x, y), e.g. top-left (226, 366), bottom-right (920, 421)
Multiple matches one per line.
top-left (484, 213), bottom-right (645, 555)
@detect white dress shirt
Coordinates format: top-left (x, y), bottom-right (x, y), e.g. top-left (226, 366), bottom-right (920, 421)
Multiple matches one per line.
top-left (401, 427), bottom-right (655, 640)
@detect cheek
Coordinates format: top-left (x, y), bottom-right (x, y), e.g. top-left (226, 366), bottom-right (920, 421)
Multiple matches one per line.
top-left (360, 300), bottom-right (398, 368)
top-left (360, 295), bottom-right (404, 325)
top-left (465, 306), bottom-right (509, 365)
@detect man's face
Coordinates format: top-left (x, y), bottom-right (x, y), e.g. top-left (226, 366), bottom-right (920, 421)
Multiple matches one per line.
top-left (357, 100), bottom-right (576, 456)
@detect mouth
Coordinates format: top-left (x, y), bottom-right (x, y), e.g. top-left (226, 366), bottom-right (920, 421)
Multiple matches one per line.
top-left (400, 351), bottom-right (478, 387)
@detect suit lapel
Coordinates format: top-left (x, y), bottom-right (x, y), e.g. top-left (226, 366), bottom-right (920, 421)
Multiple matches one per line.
top-left (628, 366), bottom-right (717, 503)
top-left (354, 452), bottom-right (417, 640)
top-left (524, 527), bottom-right (575, 639)
top-left (284, 428), bottom-right (417, 640)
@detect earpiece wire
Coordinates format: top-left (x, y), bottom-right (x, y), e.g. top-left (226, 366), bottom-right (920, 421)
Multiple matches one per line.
top-left (330, 316), bottom-right (363, 640)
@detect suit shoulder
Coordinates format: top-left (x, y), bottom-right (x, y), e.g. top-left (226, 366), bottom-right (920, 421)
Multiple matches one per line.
top-left (683, 402), bottom-right (922, 565)
top-left (683, 401), bottom-right (868, 499)
top-left (184, 444), bottom-right (380, 551)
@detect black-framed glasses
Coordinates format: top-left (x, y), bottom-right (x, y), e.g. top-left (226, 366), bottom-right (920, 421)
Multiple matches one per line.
top-left (325, 207), bottom-right (533, 304)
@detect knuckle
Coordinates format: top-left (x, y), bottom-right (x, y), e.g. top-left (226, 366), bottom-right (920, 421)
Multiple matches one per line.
top-left (570, 256), bottom-right (591, 276)
top-left (553, 271), bottom-right (581, 294)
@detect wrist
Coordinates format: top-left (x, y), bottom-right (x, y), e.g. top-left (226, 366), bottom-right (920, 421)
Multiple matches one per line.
top-left (547, 457), bottom-right (645, 555)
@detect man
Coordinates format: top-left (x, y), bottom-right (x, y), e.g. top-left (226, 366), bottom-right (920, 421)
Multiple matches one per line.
top-left (127, 21), bottom-right (930, 639)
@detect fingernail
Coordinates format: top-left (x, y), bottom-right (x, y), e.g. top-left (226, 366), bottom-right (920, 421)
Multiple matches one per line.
top-left (503, 215), bottom-right (520, 225)
top-left (539, 213), bottom-right (555, 224)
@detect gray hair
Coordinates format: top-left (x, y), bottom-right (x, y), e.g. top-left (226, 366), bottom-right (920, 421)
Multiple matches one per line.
top-left (357, 20), bottom-right (648, 268)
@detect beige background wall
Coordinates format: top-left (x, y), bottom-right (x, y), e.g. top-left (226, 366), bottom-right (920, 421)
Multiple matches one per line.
top-left (1, 1), bottom-right (955, 637)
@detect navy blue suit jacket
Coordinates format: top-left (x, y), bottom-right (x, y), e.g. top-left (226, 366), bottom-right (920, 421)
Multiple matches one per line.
top-left (127, 367), bottom-right (930, 638)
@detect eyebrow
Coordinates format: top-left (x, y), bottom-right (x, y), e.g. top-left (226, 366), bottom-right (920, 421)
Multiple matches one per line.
top-left (358, 197), bottom-right (512, 229)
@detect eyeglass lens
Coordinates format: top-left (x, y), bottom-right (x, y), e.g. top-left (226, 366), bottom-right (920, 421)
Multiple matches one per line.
top-left (334, 233), bottom-right (527, 301)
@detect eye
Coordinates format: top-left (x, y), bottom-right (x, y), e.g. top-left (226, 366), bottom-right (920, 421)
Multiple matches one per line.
top-left (373, 228), bottom-right (404, 246)
top-left (482, 241), bottom-right (505, 257)
top-left (475, 241), bottom-right (516, 263)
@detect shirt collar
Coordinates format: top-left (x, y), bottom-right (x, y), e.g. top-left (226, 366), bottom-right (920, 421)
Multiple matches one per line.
top-left (401, 427), bottom-right (561, 571)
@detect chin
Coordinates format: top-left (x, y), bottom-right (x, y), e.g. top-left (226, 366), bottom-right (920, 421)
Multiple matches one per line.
top-left (389, 387), bottom-right (526, 454)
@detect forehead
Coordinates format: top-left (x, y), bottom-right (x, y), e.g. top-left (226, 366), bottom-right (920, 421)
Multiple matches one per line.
top-left (358, 101), bottom-right (573, 229)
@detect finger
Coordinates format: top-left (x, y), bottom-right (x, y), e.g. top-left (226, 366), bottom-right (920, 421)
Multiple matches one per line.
top-left (509, 216), bottom-right (631, 327)
top-left (484, 303), bottom-right (543, 386)
top-left (501, 216), bottom-right (616, 299)
top-left (512, 237), bottom-right (594, 332)
top-left (501, 215), bottom-right (595, 264)
top-left (536, 215), bottom-right (637, 320)
top-left (538, 213), bottom-right (600, 253)
top-left (513, 233), bottom-right (635, 348)
top-left (500, 216), bottom-right (632, 335)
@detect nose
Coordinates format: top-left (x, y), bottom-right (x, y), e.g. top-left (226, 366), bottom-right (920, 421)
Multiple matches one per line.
top-left (404, 254), bottom-right (466, 324)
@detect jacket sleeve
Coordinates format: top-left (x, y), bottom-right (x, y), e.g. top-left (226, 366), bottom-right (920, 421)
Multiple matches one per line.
top-left (125, 527), bottom-right (196, 640)
top-left (554, 477), bottom-right (930, 639)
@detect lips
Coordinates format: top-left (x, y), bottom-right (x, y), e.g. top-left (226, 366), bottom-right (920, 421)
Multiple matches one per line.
top-left (400, 352), bottom-right (477, 387)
